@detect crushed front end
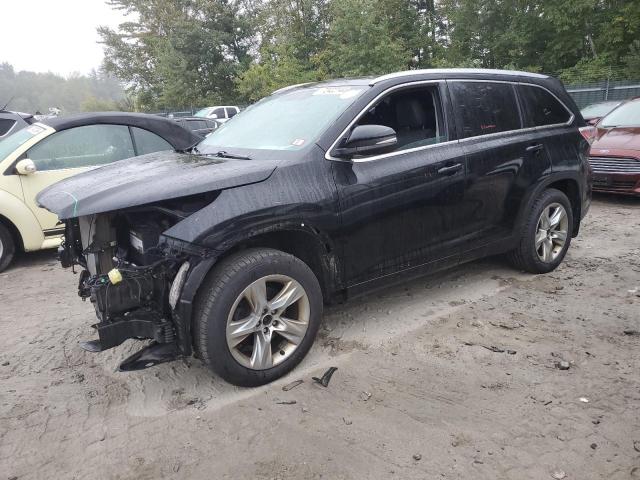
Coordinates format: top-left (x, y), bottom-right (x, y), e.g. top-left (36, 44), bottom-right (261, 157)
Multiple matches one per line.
top-left (59, 206), bottom-right (205, 371)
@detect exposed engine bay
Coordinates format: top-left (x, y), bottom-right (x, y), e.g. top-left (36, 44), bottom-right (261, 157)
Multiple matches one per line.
top-left (59, 197), bottom-right (212, 370)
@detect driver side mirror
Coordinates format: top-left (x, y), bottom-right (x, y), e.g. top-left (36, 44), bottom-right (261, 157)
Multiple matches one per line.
top-left (16, 159), bottom-right (37, 175)
top-left (334, 125), bottom-right (397, 159)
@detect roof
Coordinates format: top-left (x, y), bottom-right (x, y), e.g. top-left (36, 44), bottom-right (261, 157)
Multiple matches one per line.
top-left (371, 68), bottom-right (549, 84)
top-left (42, 112), bottom-right (201, 151)
top-left (272, 69), bottom-right (550, 95)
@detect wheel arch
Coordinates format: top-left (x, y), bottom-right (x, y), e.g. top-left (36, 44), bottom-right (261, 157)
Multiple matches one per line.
top-left (0, 190), bottom-right (44, 251)
top-left (516, 173), bottom-right (583, 238)
top-left (0, 213), bottom-right (23, 252)
top-left (174, 224), bottom-right (344, 357)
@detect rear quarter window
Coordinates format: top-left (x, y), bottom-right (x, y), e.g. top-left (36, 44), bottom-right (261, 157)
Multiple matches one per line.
top-left (449, 81), bottom-right (522, 138)
top-left (518, 85), bottom-right (572, 127)
top-left (0, 118), bottom-right (16, 136)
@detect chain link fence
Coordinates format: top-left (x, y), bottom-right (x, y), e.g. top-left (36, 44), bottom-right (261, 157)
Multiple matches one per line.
top-left (564, 80), bottom-right (640, 108)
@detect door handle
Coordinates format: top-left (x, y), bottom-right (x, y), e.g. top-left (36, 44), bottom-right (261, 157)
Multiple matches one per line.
top-left (526, 144), bottom-right (544, 153)
top-left (437, 163), bottom-right (463, 175)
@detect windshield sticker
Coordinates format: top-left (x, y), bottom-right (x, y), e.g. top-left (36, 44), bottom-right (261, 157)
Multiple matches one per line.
top-left (26, 125), bottom-right (44, 135)
top-left (291, 139), bottom-right (306, 147)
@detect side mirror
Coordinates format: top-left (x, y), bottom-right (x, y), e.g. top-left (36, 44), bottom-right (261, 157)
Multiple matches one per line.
top-left (209, 114), bottom-right (218, 119)
top-left (334, 125), bottom-right (397, 158)
top-left (16, 159), bottom-right (37, 175)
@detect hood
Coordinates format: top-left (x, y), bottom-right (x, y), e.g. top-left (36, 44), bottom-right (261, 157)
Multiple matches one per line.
top-left (37, 150), bottom-right (279, 219)
top-left (592, 127), bottom-right (640, 153)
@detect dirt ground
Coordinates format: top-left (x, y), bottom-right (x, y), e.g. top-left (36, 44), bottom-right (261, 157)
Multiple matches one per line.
top-left (1, 194), bottom-right (639, 480)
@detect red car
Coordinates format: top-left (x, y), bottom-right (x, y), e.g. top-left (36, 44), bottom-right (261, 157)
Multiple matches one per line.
top-left (586, 97), bottom-right (640, 195)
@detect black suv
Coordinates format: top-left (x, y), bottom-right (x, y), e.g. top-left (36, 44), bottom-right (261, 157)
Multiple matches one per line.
top-left (38, 69), bottom-right (591, 386)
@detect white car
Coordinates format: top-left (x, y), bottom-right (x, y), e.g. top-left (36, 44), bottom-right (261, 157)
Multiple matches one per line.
top-left (194, 106), bottom-right (240, 123)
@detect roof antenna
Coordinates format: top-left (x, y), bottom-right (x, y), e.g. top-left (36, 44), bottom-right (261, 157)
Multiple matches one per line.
top-left (1, 96), bottom-right (13, 111)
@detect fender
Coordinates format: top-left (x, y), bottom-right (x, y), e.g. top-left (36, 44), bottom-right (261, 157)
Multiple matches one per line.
top-left (513, 171), bottom-right (584, 237)
top-left (172, 221), bottom-right (342, 356)
top-left (0, 190), bottom-right (44, 251)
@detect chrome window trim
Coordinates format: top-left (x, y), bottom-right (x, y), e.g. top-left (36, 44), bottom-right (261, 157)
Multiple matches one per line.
top-left (325, 78), bottom-right (576, 164)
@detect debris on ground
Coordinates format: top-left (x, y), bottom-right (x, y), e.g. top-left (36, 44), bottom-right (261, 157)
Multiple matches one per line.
top-left (489, 321), bottom-right (523, 330)
top-left (276, 400), bottom-right (297, 405)
top-left (312, 367), bottom-right (338, 387)
top-left (413, 454), bottom-right (422, 461)
top-left (551, 470), bottom-right (567, 479)
top-left (464, 341), bottom-right (516, 355)
top-left (623, 329), bottom-right (640, 336)
top-left (282, 379), bottom-right (303, 391)
top-left (634, 440), bottom-right (640, 453)
top-left (555, 361), bottom-right (571, 370)
top-left (590, 443), bottom-right (597, 449)
top-left (342, 417), bottom-right (352, 425)
top-left (579, 397), bottom-right (590, 403)
top-left (359, 391), bottom-right (372, 401)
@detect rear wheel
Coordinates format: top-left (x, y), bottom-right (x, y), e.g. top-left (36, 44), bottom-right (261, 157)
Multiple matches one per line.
top-left (0, 223), bottom-right (16, 273)
top-left (508, 188), bottom-right (573, 274)
top-left (194, 248), bottom-right (323, 387)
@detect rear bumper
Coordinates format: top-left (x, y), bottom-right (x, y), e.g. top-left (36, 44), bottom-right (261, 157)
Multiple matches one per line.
top-left (592, 172), bottom-right (640, 196)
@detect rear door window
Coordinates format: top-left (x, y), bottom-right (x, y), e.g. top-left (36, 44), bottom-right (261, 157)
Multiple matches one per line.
top-left (28, 124), bottom-right (134, 171)
top-left (226, 107), bottom-right (238, 118)
top-left (131, 127), bottom-right (172, 155)
top-left (449, 81), bottom-right (522, 138)
top-left (518, 85), bottom-right (572, 127)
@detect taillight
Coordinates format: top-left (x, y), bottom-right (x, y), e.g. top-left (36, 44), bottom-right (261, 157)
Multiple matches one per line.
top-left (579, 126), bottom-right (597, 145)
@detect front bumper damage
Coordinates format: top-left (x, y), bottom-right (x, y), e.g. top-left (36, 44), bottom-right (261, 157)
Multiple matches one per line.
top-left (60, 214), bottom-right (212, 371)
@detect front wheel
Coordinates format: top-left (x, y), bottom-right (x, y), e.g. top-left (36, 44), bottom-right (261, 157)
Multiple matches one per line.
top-left (194, 248), bottom-right (323, 387)
top-left (508, 188), bottom-right (573, 274)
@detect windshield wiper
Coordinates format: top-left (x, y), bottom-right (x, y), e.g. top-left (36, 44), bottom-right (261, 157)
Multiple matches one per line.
top-left (212, 150), bottom-right (252, 160)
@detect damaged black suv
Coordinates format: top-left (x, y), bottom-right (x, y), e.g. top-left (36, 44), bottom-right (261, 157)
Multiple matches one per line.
top-left (38, 69), bottom-right (591, 386)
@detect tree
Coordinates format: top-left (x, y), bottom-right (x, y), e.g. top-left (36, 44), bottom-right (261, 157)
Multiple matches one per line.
top-left (236, 0), bottom-right (331, 101)
top-left (99, 0), bottom-right (252, 110)
top-left (318, 0), bottom-right (415, 77)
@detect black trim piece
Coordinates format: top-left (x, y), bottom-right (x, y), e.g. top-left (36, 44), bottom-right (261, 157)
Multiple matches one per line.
top-left (43, 227), bottom-right (65, 237)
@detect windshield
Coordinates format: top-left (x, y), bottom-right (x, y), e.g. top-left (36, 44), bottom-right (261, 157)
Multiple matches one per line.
top-left (0, 124), bottom-right (45, 161)
top-left (194, 108), bottom-right (213, 117)
top-left (581, 101), bottom-right (621, 118)
top-left (198, 85), bottom-right (367, 152)
top-left (600, 100), bottom-right (640, 127)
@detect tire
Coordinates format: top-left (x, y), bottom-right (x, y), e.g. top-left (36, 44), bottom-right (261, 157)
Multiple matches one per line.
top-left (507, 188), bottom-right (573, 274)
top-left (0, 223), bottom-right (16, 273)
top-left (194, 248), bottom-right (323, 387)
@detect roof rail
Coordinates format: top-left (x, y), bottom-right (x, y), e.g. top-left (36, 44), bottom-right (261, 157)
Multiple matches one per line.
top-left (271, 82), bottom-right (314, 95)
top-left (370, 68), bottom-right (549, 85)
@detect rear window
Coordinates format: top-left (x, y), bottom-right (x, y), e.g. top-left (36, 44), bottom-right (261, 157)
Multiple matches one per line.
top-left (518, 85), bottom-right (571, 127)
top-left (131, 127), bottom-right (172, 155)
top-left (450, 82), bottom-right (521, 138)
top-left (0, 118), bottom-right (16, 136)
top-left (188, 119), bottom-right (207, 130)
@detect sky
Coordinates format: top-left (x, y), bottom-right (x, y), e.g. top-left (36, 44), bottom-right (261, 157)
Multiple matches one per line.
top-left (0, 0), bottom-right (129, 76)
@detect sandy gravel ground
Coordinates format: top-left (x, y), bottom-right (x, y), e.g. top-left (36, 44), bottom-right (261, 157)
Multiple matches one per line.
top-left (1, 195), bottom-right (639, 480)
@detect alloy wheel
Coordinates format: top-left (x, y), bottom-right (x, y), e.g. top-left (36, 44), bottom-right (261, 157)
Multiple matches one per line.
top-left (535, 202), bottom-right (569, 263)
top-left (225, 274), bottom-right (310, 370)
